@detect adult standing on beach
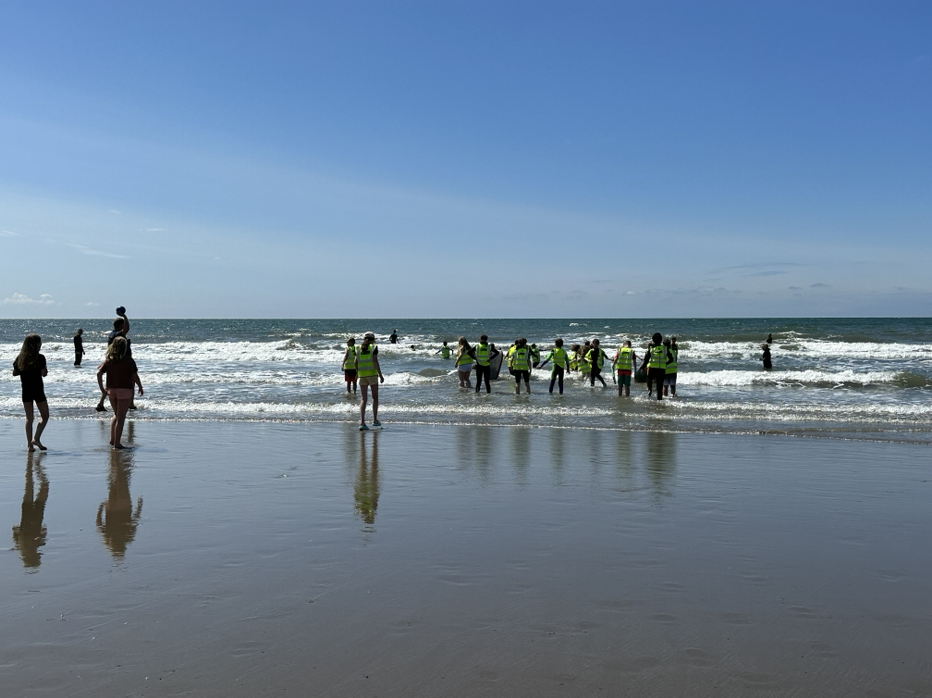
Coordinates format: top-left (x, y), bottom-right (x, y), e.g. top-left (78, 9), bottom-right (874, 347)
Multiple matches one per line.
top-left (473, 334), bottom-right (498, 394)
top-left (639, 333), bottom-right (669, 401)
top-left (13, 334), bottom-right (50, 452)
top-left (73, 328), bottom-right (85, 366)
top-left (97, 336), bottom-right (143, 449)
top-left (96, 307), bottom-right (133, 412)
top-left (356, 332), bottom-right (384, 431)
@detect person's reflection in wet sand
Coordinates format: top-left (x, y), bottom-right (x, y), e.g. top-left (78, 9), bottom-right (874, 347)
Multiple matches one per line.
top-left (645, 430), bottom-right (677, 499)
top-left (509, 428), bottom-right (531, 486)
top-left (12, 452), bottom-right (49, 570)
top-left (614, 430), bottom-right (635, 488)
top-left (474, 426), bottom-right (494, 483)
top-left (549, 427), bottom-right (566, 486)
top-left (96, 448), bottom-right (143, 560)
top-left (353, 431), bottom-right (381, 527)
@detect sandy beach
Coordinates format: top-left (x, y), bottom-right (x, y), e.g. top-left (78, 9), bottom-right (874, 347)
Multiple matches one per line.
top-left (2, 418), bottom-right (930, 697)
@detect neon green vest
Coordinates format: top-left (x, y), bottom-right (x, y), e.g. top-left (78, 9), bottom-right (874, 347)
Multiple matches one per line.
top-left (613, 347), bottom-right (632, 371)
top-left (512, 347), bottom-right (530, 371)
top-left (456, 348), bottom-right (472, 367)
top-left (549, 347), bottom-right (569, 368)
top-left (357, 345), bottom-right (378, 377)
top-left (474, 343), bottom-right (490, 366)
top-left (647, 344), bottom-right (666, 369)
top-left (666, 348), bottom-right (678, 373)
top-left (585, 348), bottom-right (604, 369)
top-left (342, 346), bottom-right (357, 371)
top-left (441, 345), bottom-right (451, 359)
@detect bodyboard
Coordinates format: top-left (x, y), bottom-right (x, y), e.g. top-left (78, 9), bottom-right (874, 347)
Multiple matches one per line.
top-left (490, 351), bottom-right (505, 380)
top-left (634, 367), bottom-right (647, 383)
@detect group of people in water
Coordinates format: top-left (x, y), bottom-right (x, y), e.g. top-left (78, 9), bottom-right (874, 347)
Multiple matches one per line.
top-left (339, 331), bottom-right (685, 431)
top-left (11, 308), bottom-right (143, 452)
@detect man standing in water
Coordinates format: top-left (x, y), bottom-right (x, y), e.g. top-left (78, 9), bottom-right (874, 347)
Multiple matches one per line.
top-left (389, 329), bottom-right (398, 344)
top-left (586, 338), bottom-right (609, 388)
top-left (73, 328), bottom-right (85, 366)
top-left (356, 332), bottom-right (384, 431)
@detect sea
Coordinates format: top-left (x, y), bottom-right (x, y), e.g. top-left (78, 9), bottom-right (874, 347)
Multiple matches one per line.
top-left (2, 318), bottom-right (931, 443)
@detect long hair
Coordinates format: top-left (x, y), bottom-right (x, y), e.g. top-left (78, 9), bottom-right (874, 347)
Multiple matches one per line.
top-left (106, 336), bottom-right (128, 362)
top-left (15, 334), bottom-right (42, 371)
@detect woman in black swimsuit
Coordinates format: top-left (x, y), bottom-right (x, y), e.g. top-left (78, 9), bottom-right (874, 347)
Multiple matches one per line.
top-left (12, 334), bottom-right (50, 452)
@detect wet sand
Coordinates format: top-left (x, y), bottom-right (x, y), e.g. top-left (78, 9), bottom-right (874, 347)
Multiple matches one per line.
top-left (2, 419), bottom-right (931, 697)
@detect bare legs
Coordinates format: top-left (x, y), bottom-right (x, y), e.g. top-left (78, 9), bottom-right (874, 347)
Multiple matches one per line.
top-left (108, 393), bottom-right (132, 449)
top-left (23, 401), bottom-right (49, 451)
top-left (360, 383), bottom-right (379, 427)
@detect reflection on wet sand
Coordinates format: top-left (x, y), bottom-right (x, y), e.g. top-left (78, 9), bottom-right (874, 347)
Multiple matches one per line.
top-left (508, 428), bottom-right (531, 485)
top-left (353, 432), bottom-right (380, 527)
top-left (12, 452), bottom-right (49, 570)
top-left (96, 448), bottom-right (143, 559)
top-left (645, 430), bottom-right (677, 498)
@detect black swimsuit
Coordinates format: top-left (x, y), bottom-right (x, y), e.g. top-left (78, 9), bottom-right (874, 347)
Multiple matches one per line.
top-left (15, 355), bottom-right (47, 403)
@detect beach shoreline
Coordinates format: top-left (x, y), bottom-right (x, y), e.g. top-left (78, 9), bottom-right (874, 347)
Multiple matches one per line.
top-left (2, 418), bottom-right (931, 697)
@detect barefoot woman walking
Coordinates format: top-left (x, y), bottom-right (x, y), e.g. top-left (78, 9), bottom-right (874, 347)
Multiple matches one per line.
top-left (13, 334), bottom-right (50, 452)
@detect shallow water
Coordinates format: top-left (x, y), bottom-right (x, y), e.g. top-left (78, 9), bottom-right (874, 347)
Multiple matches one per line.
top-left (3, 318), bottom-right (932, 441)
top-left (2, 420), bottom-right (930, 696)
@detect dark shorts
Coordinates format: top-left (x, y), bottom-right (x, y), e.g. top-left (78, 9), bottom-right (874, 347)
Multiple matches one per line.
top-left (664, 373), bottom-right (677, 386)
top-left (22, 386), bottom-right (47, 403)
top-left (344, 370), bottom-right (357, 382)
top-left (513, 370), bottom-right (530, 382)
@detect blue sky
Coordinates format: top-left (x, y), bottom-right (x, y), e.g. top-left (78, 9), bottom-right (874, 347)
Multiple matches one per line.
top-left (1, 1), bottom-right (930, 318)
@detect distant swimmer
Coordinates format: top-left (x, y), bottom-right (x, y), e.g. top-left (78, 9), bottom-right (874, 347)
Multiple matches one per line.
top-left (473, 334), bottom-right (499, 394)
top-left (73, 328), bottom-right (85, 366)
top-left (663, 336), bottom-right (678, 397)
top-left (761, 343), bottom-right (772, 370)
top-left (96, 336), bottom-right (143, 450)
top-left (341, 337), bottom-right (358, 395)
top-left (639, 333), bottom-right (669, 401)
top-left (766, 333), bottom-right (773, 345)
top-left (508, 338), bottom-right (532, 394)
top-left (455, 336), bottom-right (473, 389)
top-left (13, 334), bottom-right (50, 452)
top-left (356, 332), bottom-right (384, 430)
top-left (538, 338), bottom-right (571, 394)
top-left (586, 339), bottom-right (609, 388)
top-left (612, 340), bottom-right (637, 397)
top-left (389, 329), bottom-right (398, 344)
top-left (436, 341), bottom-right (452, 359)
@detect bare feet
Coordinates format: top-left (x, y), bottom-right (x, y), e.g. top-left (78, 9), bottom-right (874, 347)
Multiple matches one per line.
top-left (114, 443), bottom-right (126, 450)
top-left (28, 445), bottom-right (35, 453)
top-left (32, 440), bottom-right (47, 451)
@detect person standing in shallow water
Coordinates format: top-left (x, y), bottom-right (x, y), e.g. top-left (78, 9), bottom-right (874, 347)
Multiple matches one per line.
top-left (586, 339), bottom-right (609, 388)
top-left (761, 343), bottom-right (772, 370)
top-left (639, 333), bottom-right (669, 401)
top-left (13, 334), bottom-right (50, 452)
top-left (97, 308), bottom-right (133, 412)
top-left (356, 332), bottom-right (384, 431)
top-left (73, 328), bottom-right (85, 366)
top-left (97, 336), bottom-right (143, 449)
top-left (473, 334), bottom-right (498, 394)
top-left (612, 340), bottom-right (637, 397)
top-left (538, 338), bottom-right (571, 394)
top-left (341, 337), bottom-right (358, 395)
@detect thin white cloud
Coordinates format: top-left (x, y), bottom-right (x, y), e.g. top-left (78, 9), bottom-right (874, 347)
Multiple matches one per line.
top-left (108, 209), bottom-right (122, 215)
top-left (86, 301), bottom-right (100, 306)
top-left (142, 227), bottom-right (165, 232)
top-left (1, 229), bottom-right (20, 236)
top-left (67, 242), bottom-right (131, 259)
top-left (3, 292), bottom-right (56, 305)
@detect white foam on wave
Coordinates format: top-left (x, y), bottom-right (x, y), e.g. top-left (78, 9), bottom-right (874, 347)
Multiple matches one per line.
top-left (679, 368), bottom-right (899, 387)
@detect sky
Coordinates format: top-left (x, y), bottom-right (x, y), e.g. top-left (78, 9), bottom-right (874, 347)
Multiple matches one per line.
top-left (1, 1), bottom-right (930, 318)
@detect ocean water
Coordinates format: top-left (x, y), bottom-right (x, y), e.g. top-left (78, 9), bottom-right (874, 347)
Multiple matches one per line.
top-left (2, 318), bottom-right (931, 442)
